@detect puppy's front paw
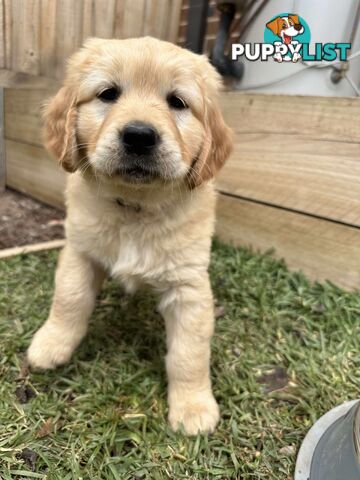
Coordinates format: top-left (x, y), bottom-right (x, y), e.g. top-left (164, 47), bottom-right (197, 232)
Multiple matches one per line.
top-left (169, 394), bottom-right (220, 435)
top-left (27, 323), bottom-right (75, 370)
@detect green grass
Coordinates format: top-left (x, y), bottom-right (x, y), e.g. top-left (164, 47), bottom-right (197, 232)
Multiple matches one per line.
top-left (0, 241), bottom-right (359, 479)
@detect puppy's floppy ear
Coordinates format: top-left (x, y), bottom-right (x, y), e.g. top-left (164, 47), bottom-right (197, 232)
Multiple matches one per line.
top-left (43, 86), bottom-right (79, 173)
top-left (289, 14), bottom-right (300, 25)
top-left (188, 67), bottom-right (233, 188)
top-left (266, 17), bottom-right (282, 36)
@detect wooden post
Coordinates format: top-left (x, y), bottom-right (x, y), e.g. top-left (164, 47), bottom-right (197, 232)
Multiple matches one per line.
top-left (0, 88), bottom-right (5, 192)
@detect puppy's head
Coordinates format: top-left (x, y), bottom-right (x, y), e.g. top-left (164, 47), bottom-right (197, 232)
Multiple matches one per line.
top-left (44, 37), bottom-right (232, 189)
top-left (266, 15), bottom-right (304, 43)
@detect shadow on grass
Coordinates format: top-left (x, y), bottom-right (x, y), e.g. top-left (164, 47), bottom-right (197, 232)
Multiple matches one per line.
top-left (29, 286), bottom-right (167, 387)
top-left (80, 284), bottom-right (166, 366)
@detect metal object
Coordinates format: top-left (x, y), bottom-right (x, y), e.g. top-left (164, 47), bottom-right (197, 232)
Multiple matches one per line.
top-left (331, 0), bottom-right (360, 84)
top-left (295, 400), bottom-right (360, 480)
top-left (186, 0), bottom-right (210, 53)
top-left (229, 0), bottom-right (269, 43)
top-left (211, 2), bottom-right (244, 78)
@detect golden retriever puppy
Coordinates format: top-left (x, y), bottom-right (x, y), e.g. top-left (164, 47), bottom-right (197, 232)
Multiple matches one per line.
top-left (27, 37), bottom-right (233, 435)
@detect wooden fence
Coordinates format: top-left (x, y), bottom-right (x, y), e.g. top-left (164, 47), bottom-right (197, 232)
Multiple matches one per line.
top-left (0, 0), bottom-right (182, 83)
top-left (4, 89), bottom-right (360, 290)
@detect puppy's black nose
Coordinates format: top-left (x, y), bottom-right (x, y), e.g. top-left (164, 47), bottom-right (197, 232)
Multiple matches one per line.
top-left (294, 23), bottom-right (303, 31)
top-left (122, 122), bottom-right (158, 155)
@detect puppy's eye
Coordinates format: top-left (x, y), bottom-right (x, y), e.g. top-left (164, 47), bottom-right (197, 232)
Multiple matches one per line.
top-left (97, 87), bottom-right (120, 102)
top-left (167, 94), bottom-right (188, 110)
top-left (282, 23), bottom-right (287, 28)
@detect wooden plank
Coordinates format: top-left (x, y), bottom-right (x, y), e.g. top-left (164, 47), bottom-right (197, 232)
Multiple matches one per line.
top-left (11, 0), bottom-right (41, 76)
top-left (39, 0), bottom-right (57, 78)
top-left (220, 92), bottom-right (360, 143)
top-left (167, 0), bottom-right (183, 42)
top-left (0, 1), bottom-right (5, 68)
top-left (5, 140), bottom-right (66, 209)
top-left (4, 89), bottom-right (57, 145)
top-left (3, 0), bottom-right (12, 69)
top-left (0, 239), bottom-right (65, 259)
top-left (94, 0), bottom-right (115, 38)
top-left (143, 0), bottom-right (158, 38)
top-left (0, 69), bottom-right (58, 88)
top-left (144, 0), bottom-right (182, 40)
top-left (113, 0), bottom-right (125, 38)
top-left (0, 88), bottom-right (5, 191)
top-left (218, 133), bottom-right (360, 227)
top-left (82, 0), bottom-right (95, 40)
top-left (10, 0), bottom-right (23, 73)
top-left (55, 0), bottom-right (84, 79)
top-left (122, 0), bottom-right (146, 38)
top-left (155, 0), bottom-right (171, 40)
top-left (216, 194), bottom-right (360, 291)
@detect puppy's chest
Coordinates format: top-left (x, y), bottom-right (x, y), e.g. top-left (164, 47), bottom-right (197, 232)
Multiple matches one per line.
top-left (86, 216), bottom-right (186, 289)
top-left (111, 231), bottom-right (170, 286)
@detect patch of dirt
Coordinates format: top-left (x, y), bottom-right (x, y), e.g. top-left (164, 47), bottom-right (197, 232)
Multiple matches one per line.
top-left (15, 383), bottom-right (36, 404)
top-left (0, 189), bottom-right (65, 249)
top-left (17, 448), bottom-right (38, 471)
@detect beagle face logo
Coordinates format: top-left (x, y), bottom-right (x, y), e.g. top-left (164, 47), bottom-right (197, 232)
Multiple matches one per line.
top-left (267, 15), bottom-right (304, 45)
top-left (231, 13), bottom-right (351, 63)
top-left (264, 13), bottom-right (310, 63)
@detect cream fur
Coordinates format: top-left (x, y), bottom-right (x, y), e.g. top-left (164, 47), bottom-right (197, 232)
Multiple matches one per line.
top-left (27, 37), bottom-right (233, 435)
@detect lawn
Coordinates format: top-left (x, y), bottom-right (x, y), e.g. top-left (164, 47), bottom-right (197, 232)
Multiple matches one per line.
top-left (0, 241), bottom-right (359, 479)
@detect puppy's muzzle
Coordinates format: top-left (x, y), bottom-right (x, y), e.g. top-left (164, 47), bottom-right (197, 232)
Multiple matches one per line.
top-left (117, 121), bottom-right (161, 182)
top-left (122, 122), bottom-right (159, 156)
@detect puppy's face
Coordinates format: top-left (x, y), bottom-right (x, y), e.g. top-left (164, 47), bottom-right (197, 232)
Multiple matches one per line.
top-left (44, 37), bottom-right (232, 189)
top-left (266, 15), bottom-right (304, 44)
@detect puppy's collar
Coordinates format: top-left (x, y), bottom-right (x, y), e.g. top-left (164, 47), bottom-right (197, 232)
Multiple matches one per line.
top-left (116, 197), bottom-right (141, 213)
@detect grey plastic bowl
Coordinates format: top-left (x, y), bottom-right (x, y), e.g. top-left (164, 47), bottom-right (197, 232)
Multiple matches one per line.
top-left (295, 400), bottom-right (360, 480)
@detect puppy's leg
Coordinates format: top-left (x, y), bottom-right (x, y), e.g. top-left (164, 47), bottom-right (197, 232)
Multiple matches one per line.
top-left (159, 275), bottom-right (219, 435)
top-left (27, 244), bottom-right (106, 369)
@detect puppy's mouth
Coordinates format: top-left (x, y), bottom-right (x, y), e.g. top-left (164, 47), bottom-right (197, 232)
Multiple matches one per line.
top-left (283, 33), bottom-right (292, 44)
top-left (116, 165), bottom-right (159, 184)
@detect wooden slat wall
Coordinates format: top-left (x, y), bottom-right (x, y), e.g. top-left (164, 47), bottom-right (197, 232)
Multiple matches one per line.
top-left (0, 88), bottom-right (4, 191)
top-left (5, 139), bottom-right (66, 209)
top-left (217, 196), bottom-right (360, 290)
top-left (216, 94), bottom-right (360, 290)
top-left (0, 0), bottom-right (183, 80)
top-left (218, 93), bottom-right (360, 227)
top-left (4, 88), bottom-right (65, 208)
top-left (4, 88), bottom-right (57, 144)
top-left (4, 89), bottom-right (360, 290)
